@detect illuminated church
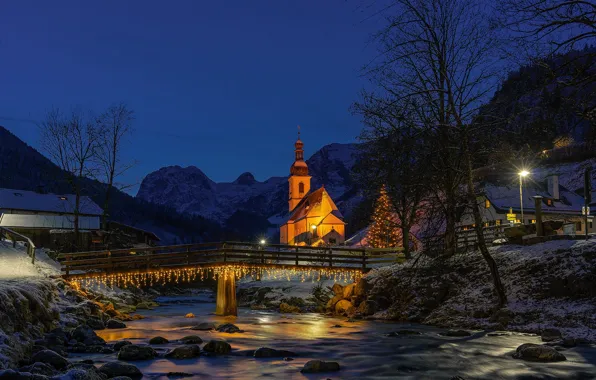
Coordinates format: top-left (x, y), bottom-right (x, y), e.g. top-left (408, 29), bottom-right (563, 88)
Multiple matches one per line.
top-left (280, 134), bottom-right (346, 246)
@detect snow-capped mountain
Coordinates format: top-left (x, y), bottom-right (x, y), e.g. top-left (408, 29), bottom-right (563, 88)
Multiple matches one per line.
top-left (136, 143), bottom-right (361, 224)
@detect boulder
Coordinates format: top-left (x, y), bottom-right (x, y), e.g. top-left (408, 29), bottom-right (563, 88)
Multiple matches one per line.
top-left (71, 325), bottom-right (105, 346)
top-left (85, 317), bottom-right (105, 330)
top-left (342, 283), bottom-right (356, 299)
top-left (300, 360), bottom-right (340, 373)
top-left (53, 368), bottom-right (104, 380)
top-left (334, 300), bottom-right (353, 315)
top-left (513, 343), bottom-right (567, 362)
top-left (354, 277), bottom-right (371, 297)
top-left (113, 341), bottom-right (132, 351)
top-left (180, 335), bottom-right (203, 344)
top-left (439, 330), bottom-right (472, 337)
top-left (30, 350), bottom-right (70, 370)
top-left (165, 345), bottom-right (202, 359)
top-left (386, 330), bottom-right (422, 337)
top-left (149, 336), bottom-right (169, 344)
top-left (331, 283), bottom-right (344, 295)
top-left (0, 370), bottom-right (48, 379)
top-left (191, 322), bottom-right (216, 331)
top-left (98, 362), bottom-right (142, 378)
top-left (184, 313), bottom-right (195, 318)
top-left (202, 340), bottom-right (231, 355)
top-left (325, 295), bottom-right (343, 310)
top-left (253, 347), bottom-right (297, 358)
top-left (107, 319), bottom-right (127, 329)
top-left (19, 362), bottom-right (57, 377)
top-left (117, 345), bottom-right (157, 361)
top-left (279, 303), bottom-right (300, 313)
top-left (541, 328), bottom-right (562, 342)
top-left (357, 300), bottom-right (378, 316)
top-left (216, 323), bottom-right (243, 333)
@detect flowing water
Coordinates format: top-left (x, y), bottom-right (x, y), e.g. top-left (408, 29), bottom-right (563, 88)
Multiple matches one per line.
top-left (78, 296), bottom-right (596, 379)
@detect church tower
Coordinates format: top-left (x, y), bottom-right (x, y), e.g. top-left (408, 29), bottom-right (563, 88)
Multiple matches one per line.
top-left (288, 130), bottom-right (311, 212)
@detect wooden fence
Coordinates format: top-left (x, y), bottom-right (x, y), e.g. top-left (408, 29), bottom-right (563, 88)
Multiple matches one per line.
top-left (57, 241), bottom-right (405, 278)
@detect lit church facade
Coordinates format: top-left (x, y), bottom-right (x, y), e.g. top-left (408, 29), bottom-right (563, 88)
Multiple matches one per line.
top-left (280, 135), bottom-right (346, 246)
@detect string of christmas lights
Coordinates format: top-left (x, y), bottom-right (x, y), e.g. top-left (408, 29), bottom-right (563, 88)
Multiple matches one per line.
top-left (70, 264), bottom-right (363, 289)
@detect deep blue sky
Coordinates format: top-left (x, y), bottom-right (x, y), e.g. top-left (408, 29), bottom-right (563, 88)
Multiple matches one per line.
top-left (0, 1), bottom-right (382, 193)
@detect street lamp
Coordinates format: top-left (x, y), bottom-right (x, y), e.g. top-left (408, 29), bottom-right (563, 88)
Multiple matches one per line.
top-left (259, 239), bottom-right (266, 245)
top-left (519, 170), bottom-right (529, 224)
top-left (310, 224), bottom-right (317, 245)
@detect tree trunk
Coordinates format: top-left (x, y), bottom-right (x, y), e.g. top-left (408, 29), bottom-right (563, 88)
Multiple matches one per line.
top-left (74, 190), bottom-right (80, 251)
top-left (464, 134), bottom-right (507, 308)
top-left (402, 225), bottom-right (411, 259)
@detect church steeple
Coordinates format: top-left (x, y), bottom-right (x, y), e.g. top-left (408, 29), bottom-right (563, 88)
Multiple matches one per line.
top-left (288, 126), bottom-right (311, 211)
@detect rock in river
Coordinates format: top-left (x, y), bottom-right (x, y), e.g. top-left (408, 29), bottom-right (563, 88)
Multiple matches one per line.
top-left (30, 349), bottom-right (70, 370)
top-left (439, 330), bottom-right (472, 337)
top-left (541, 328), bottom-right (562, 342)
top-left (191, 322), bottom-right (216, 331)
top-left (513, 343), bottom-right (567, 362)
top-left (180, 335), bottom-right (203, 344)
top-left (202, 340), bottom-right (231, 354)
top-left (118, 345), bottom-right (157, 361)
top-left (216, 323), bottom-right (243, 333)
top-left (107, 319), bottom-right (127, 329)
top-left (149, 336), bottom-right (169, 344)
top-left (71, 325), bottom-right (106, 346)
top-left (113, 341), bottom-right (132, 351)
top-left (99, 362), bottom-right (143, 378)
top-left (165, 345), bottom-right (202, 359)
top-left (300, 360), bottom-right (341, 373)
top-left (254, 347), bottom-right (297, 358)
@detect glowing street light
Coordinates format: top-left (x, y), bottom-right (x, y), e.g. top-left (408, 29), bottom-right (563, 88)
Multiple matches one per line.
top-left (259, 239), bottom-right (266, 245)
top-left (519, 170), bottom-right (530, 224)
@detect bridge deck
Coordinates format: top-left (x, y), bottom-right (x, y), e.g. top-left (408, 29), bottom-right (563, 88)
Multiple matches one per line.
top-left (58, 241), bottom-right (404, 281)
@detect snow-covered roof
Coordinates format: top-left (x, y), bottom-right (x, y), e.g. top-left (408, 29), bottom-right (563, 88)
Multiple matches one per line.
top-left (0, 188), bottom-right (103, 216)
top-left (484, 182), bottom-right (585, 215)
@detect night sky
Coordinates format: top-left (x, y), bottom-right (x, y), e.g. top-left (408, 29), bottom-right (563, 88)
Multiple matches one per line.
top-left (0, 1), bottom-right (381, 193)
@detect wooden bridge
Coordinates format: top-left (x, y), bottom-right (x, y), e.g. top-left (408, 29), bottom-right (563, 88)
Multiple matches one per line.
top-left (58, 241), bottom-right (404, 316)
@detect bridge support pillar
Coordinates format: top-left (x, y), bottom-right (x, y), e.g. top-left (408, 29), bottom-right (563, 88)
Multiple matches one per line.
top-left (215, 274), bottom-right (237, 316)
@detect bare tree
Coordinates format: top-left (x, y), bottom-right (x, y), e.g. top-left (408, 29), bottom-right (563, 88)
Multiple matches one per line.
top-left (40, 108), bottom-right (100, 247)
top-left (354, 98), bottom-right (428, 259)
top-left (363, 0), bottom-right (508, 307)
top-left (96, 104), bottom-right (135, 229)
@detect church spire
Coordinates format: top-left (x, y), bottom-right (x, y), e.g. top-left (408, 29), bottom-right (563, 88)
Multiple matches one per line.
top-left (294, 125), bottom-right (304, 162)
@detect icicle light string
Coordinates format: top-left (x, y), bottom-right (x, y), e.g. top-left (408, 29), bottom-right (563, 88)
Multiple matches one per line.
top-left (71, 264), bottom-right (363, 289)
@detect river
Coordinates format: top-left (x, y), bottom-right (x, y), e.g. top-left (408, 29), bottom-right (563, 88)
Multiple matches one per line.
top-left (75, 296), bottom-right (596, 379)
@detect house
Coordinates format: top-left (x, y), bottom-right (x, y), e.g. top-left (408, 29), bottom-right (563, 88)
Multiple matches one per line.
top-left (279, 134), bottom-right (346, 246)
top-left (460, 174), bottom-right (595, 235)
top-left (0, 188), bottom-right (103, 248)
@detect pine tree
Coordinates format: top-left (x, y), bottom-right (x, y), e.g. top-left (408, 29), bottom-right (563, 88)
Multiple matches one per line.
top-left (366, 186), bottom-right (401, 248)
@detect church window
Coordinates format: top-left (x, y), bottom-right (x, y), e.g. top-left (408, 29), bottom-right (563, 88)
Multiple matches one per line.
top-left (485, 199), bottom-right (490, 208)
top-left (299, 182), bottom-right (304, 194)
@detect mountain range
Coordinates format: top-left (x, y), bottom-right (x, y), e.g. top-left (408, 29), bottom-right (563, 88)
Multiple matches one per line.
top-left (136, 143), bottom-right (363, 240)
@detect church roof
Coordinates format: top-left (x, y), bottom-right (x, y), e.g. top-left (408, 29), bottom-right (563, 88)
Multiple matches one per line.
top-left (284, 187), bottom-right (345, 224)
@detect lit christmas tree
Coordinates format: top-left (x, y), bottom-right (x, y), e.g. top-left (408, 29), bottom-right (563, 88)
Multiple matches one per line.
top-left (366, 186), bottom-right (401, 248)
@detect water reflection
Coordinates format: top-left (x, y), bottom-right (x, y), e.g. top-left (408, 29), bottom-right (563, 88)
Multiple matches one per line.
top-left (88, 299), bottom-right (596, 379)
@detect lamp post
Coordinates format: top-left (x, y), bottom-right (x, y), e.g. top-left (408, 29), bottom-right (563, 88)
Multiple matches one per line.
top-left (519, 170), bottom-right (529, 224)
top-left (310, 224), bottom-right (317, 246)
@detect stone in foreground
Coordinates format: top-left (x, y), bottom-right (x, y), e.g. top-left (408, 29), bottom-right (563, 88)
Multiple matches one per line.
top-left (118, 344), bottom-right (157, 361)
top-left (107, 319), bottom-right (127, 329)
top-left (191, 322), bottom-right (216, 331)
top-left (300, 360), bottom-right (340, 373)
top-left (253, 347), bottom-right (297, 358)
top-left (180, 335), bottom-right (203, 344)
top-left (99, 362), bottom-right (143, 378)
top-left (165, 345), bottom-right (202, 359)
top-left (149, 336), bottom-right (169, 344)
top-left (202, 340), bottom-right (231, 354)
top-left (513, 343), bottom-right (567, 362)
top-left (30, 349), bottom-right (70, 370)
top-left (216, 323), bottom-right (243, 333)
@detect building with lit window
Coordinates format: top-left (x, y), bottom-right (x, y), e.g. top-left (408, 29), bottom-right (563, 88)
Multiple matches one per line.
top-left (279, 135), bottom-right (346, 246)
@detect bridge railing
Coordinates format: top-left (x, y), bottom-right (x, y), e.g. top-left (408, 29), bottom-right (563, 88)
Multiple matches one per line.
top-left (57, 241), bottom-right (404, 278)
top-left (0, 226), bottom-right (37, 264)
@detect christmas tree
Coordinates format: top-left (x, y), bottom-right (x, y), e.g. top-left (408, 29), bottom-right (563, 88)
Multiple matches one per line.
top-left (366, 186), bottom-right (401, 248)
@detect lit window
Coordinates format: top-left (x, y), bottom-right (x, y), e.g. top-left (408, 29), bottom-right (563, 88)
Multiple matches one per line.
top-left (485, 199), bottom-right (491, 208)
top-left (530, 219), bottom-right (536, 224)
top-left (546, 199), bottom-right (553, 206)
top-left (59, 196), bottom-right (68, 201)
top-left (496, 219), bottom-right (501, 226)
top-left (484, 222), bottom-right (489, 227)
top-left (299, 182), bottom-right (304, 194)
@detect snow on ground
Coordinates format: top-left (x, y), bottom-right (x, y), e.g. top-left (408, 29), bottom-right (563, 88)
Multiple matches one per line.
top-left (0, 239), bottom-right (60, 279)
top-left (366, 238), bottom-right (596, 341)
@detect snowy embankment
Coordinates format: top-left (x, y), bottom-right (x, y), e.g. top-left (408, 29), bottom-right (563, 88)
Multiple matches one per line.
top-left (366, 239), bottom-right (596, 341)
